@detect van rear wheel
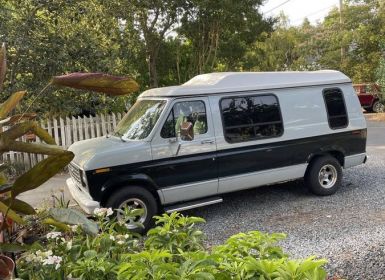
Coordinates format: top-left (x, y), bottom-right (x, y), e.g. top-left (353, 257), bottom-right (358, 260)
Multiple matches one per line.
top-left (305, 156), bottom-right (342, 196)
top-left (106, 186), bottom-right (157, 233)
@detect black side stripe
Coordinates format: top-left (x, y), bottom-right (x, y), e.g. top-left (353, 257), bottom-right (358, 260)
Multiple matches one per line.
top-left (86, 129), bottom-right (366, 201)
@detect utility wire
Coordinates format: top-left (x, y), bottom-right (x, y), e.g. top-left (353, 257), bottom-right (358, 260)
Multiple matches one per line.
top-left (264, 0), bottom-right (294, 14)
top-left (292, 4), bottom-right (337, 24)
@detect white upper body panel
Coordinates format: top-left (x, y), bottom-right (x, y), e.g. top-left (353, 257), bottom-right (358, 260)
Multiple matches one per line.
top-left (210, 84), bottom-right (366, 150)
top-left (69, 136), bottom-right (152, 170)
top-left (209, 83), bottom-right (366, 152)
top-left (140, 71), bottom-right (351, 98)
top-left (68, 71), bottom-right (365, 172)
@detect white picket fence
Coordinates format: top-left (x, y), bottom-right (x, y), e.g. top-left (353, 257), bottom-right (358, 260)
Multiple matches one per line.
top-left (2, 112), bottom-right (124, 171)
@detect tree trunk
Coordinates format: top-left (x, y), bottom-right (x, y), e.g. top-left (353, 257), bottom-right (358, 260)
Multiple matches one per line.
top-left (147, 46), bottom-right (160, 88)
top-left (148, 53), bottom-right (158, 88)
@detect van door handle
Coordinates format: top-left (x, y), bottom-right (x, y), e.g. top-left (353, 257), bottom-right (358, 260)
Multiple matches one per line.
top-left (201, 139), bottom-right (214, 144)
top-left (168, 138), bottom-right (177, 144)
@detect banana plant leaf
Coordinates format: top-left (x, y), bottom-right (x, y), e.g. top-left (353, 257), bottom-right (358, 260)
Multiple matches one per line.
top-left (43, 218), bottom-right (70, 232)
top-left (11, 151), bottom-right (74, 198)
top-left (0, 201), bottom-right (25, 224)
top-left (2, 198), bottom-right (36, 215)
top-left (51, 72), bottom-right (139, 96)
top-left (0, 91), bottom-right (26, 119)
top-left (0, 43), bottom-right (5, 91)
top-left (0, 243), bottom-right (30, 253)
top-left (48, 208), bottom-right (98, 235)
top-left (0, 184), bottom-right (11, 195)
top-left (0, 173), bottom-right (7, 185)
top-left (0, 164), bottom-right (7, 173)
top-left (3, 113), bottom-right (37, 125)
top-left (3, 121), bottom-right (56, 145)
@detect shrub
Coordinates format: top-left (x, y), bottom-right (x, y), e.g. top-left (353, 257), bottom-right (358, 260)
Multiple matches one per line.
top-left (17, 211), bottom-right (327, 280)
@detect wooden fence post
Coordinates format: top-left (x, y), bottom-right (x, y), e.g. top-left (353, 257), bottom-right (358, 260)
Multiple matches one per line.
top-left (101, 114), bottom-right (107, 135)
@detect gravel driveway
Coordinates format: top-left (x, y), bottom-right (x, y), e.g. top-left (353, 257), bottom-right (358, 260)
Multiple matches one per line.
top-left (187, 119), bottom-right (385, 279)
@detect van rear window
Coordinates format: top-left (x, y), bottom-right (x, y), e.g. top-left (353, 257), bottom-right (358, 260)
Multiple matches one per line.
top-left (323, 88), bottom-right (348, 129)
top-left (220, 95), bottom-right (283, 143)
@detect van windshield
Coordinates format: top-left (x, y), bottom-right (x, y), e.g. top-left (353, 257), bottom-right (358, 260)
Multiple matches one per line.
top-left (113, 99), bottom-right (166, 140)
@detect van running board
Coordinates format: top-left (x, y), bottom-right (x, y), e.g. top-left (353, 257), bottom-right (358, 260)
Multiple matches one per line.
top-left (164, 197), bottom-right (223, 213)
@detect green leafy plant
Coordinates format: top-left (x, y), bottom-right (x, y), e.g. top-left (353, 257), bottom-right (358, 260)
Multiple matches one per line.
top-left (119, 213), bottom-right (327, 280)
top-left (16, 211), bottom-right (328, 280)
top-left (0, 42), bottom-right (140, 255)
top-left (52, 191), bottom-right (70, 209)
top-left (48, 208), bottom-right (99, 236)
top-left (145, 212), bottom-right (205, 254)
top-left (0, 43), bottom-right (74, 257)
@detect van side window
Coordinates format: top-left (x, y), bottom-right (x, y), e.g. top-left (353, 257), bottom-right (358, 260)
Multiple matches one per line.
top-left (323, 88), bottom-right (348, 129)
top-left (161, 100), bottom-right (208, 138)
top-left (161, 110), bottom-right (176, 138)
top-left (220, 95), bottom-right (283, 143)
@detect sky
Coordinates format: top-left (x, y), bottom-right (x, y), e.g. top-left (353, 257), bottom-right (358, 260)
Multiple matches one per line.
top-left (260, 0), bottom-right (341, 26)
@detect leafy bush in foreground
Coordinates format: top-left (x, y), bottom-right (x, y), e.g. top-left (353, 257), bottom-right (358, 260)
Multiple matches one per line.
top-left (17, 211), bottom-right (327, 280)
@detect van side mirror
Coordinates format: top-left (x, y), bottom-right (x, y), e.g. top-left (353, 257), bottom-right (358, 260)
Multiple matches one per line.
top-left (180, 121), bottom-right (194, 141)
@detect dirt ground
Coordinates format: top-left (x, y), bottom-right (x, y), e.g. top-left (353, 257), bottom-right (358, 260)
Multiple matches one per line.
top-left (365, 112), bottom-right (385, 121)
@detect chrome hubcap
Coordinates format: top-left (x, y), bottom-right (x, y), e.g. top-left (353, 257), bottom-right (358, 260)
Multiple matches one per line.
top-left (118, 198), bottom-right (147, 229)
top-left (318, 164), bottom-right (337, 189)
top-left (374, 102), bottom-right (385, 113)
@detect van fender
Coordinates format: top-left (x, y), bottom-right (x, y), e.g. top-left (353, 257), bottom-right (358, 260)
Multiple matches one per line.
top-left (99, 173), bottom-right (162, 206)
top-left (306, 146), bottom-right (346, 167)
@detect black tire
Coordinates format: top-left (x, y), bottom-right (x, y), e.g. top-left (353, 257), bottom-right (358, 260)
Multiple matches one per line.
top-left (106, 186), bottom-right (158, 233)
top-left (305, 156), bottom-right (342, 196)
top-left (372, 100), bottom-right (385, 113)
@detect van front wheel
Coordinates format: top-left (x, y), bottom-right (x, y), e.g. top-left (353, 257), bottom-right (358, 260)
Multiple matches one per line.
top-left (106, 186), bottom-right (157, 233)
top-left (305, 156), bottom-right (342, 196)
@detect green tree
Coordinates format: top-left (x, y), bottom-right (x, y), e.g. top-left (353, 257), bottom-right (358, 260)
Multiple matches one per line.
top-left (319, 0), bottom-right (384, 82)
top-left (178, 0), bottom-right (273, 77)
top-left (105, 0), bottom-right (186, 88)
top-left (0, 0), bottom-right (137, 117)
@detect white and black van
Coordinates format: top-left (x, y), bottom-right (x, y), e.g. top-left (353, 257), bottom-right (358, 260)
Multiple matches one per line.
top-left (67, 71), bottom-right (367, 230)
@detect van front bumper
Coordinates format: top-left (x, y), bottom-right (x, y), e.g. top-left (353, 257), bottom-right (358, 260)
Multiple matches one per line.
top-left (66, 178), bottom-right (100, 214)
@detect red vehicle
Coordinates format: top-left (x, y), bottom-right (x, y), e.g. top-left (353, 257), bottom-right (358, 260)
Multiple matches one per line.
top-left (354, 83), bottom-right (385, 113)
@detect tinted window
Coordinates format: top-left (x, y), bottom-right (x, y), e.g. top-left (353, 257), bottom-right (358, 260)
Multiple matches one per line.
top-left (221, 95), bottom-right (283, 143)
top-left (161, 100), bottom-right (208, 139)
top-left (160, 110), bottom-right (176, 138)
top-left (323, 88), bottom-right (348, 129)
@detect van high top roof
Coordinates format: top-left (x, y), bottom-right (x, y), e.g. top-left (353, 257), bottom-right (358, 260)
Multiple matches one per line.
top-left (139, 70), bottom-right (351, 98)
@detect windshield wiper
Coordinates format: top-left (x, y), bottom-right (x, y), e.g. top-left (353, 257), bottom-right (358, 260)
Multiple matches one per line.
top-left (108, 131), bottom-right (126, 142)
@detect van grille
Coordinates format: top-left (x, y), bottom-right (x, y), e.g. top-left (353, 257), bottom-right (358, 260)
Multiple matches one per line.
top-left (68, 163), bottom-right (82, 188)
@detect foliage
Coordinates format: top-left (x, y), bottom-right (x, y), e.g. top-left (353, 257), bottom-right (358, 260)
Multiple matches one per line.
top-left (2, 0), bottom-right (384, 115)
top-left (0, 0), bottom-right (272, 115)
top-left (52, 191), bottom-right (71, 209)
top-left (253, 0), bottom-right (385, 83)
top-left (0, 43), bottom-right (74, 244)
top-left (17, 211), bottom-right (328, 280)
top-left (0, 43), bottom-right (138, 257)
top-left (52, 73), bottom-right (139, 96)
top-left (145, 212), bottom-right (205, 254)
top-left (0, 0), bottom-right (139, 117)
top-left (177, 0), bottom-right (274, 75)
top-left (48, 208), bottom-right (99, 236)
